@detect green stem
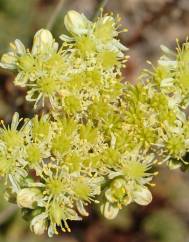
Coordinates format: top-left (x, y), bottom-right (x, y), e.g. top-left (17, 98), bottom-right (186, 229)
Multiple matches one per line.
top-left (46, 0), bottom-right (65, 31)
top-left (93, 0), bottom-right (109, 20)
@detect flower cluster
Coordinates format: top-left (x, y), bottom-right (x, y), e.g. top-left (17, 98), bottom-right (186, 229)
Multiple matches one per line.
top-left (141, 42), bottom-right (189, 170)
top-left (0, 10), bottom-right (189, 236)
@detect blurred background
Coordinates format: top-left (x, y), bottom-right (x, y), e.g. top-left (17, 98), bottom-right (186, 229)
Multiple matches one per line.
top-left (1, 0), bottom-right (189, 241)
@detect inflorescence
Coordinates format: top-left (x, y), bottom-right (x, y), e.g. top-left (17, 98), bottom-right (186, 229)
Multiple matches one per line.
top-left (0, 10), bottom-right (189, 236)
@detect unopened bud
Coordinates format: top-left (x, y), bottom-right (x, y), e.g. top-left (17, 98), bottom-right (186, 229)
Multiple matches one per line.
top-left (32, 29), bottom-right (58, 55)
top-left (64, 10), bottom-right (91, 35)
top-left (17, 188), bottom-right (42, 209)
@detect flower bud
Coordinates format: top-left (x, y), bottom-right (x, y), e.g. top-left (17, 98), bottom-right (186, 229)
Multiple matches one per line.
top-left (32, 29), bottom-right (58, 55)
top-left (133, 186), bottom-right (152, 206)
top-left (64, 10), bottom-right (91, 35)
top-left (17, 188), bottom-right (42, 209)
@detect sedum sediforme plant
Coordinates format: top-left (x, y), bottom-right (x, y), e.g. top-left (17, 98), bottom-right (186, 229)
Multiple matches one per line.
top-left (0, 10), bottom-right (189, 236)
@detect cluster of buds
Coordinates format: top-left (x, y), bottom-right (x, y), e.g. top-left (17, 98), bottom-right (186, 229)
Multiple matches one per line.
top-left (0, 10), bottom-right (189, 236)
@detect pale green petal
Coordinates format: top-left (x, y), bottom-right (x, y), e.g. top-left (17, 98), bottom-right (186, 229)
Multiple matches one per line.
top-left (100, 202), bottom-right (119, 220)
top-left (133, 186), bottom-right (152, 206)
